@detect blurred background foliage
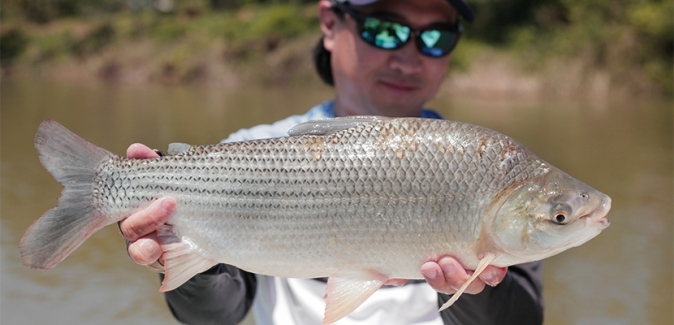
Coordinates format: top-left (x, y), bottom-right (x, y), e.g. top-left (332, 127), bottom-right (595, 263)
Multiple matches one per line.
top-left (0, 0), bottom-right (671, 96)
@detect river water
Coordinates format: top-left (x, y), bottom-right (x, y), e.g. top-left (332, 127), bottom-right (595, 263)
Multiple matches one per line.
top-left (1, 76), bottom-right (672, 325)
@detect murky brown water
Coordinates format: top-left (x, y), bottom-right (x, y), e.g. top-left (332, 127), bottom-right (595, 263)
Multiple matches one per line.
top-left (2, 76), bottom-right (672, 325)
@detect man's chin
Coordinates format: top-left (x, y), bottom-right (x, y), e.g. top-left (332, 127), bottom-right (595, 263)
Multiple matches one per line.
top-left (370, 102), bottom-right (424, 117)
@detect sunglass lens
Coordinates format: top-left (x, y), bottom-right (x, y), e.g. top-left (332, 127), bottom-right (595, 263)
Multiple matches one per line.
top-left (418, 30), bottom-right (458, 57)
top-left (361, 18), bottom-right (410, 49)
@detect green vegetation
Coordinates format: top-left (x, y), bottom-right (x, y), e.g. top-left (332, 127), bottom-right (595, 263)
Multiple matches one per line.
top-left (1, 0), bottom-right (671, 96)
top-left (479, 0), bottom-right (673, 95)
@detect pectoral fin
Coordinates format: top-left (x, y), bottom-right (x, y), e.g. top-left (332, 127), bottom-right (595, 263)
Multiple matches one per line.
top-left (438, 253), bottom-right (498, 311)
top-left (323, 270), bottom-right (388, 324)
top-left (157, 225), bottom-right (217, 292)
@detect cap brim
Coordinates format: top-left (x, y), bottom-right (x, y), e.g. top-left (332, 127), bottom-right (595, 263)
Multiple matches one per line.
top-left (338, 0), bottom-right (474, 22)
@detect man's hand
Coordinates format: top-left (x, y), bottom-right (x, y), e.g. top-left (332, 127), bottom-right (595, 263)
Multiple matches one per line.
top-left (383, 256), bottom-right (507, 295)
top-left (422, 256), bottom-right (508, 295)
top-left (118, 143), bottom-right (176, 271)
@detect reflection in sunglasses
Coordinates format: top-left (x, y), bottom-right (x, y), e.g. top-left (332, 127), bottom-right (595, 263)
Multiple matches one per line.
top-left (331, 0), bottom-right (462, 57)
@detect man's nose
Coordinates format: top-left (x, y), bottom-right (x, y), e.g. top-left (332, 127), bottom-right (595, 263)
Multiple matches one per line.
top-left (388, 40), bottom-right (422, 74)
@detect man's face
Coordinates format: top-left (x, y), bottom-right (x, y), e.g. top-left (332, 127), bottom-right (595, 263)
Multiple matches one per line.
top-left (321, 0), bottom-right (458, 117)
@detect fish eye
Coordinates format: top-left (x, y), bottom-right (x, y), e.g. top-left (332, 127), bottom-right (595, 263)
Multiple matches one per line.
top-left (554, 213), bottom-right (567, 224)
top-left (550, 203), bottom-right (572, 225)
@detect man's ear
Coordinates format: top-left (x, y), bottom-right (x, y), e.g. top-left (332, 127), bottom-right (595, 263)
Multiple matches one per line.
top-left (318, 0), bottom-right (339, 51)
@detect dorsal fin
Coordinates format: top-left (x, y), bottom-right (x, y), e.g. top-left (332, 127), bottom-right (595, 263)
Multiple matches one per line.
top-left (167, 143), bottom-right (191, 155)
top-left (288, 116), bottom-right (388, 136)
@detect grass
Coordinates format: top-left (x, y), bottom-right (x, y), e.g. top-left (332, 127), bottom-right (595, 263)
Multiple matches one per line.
top-left (1, 2), bottom-right (670, 98)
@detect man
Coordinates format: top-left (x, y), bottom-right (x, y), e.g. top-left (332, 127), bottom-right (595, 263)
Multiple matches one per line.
top-left (120, 0), bottom-right (544, 324)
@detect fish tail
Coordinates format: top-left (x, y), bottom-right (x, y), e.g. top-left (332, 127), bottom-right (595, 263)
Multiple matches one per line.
top-left (20, 120), bottom-right (114, 270)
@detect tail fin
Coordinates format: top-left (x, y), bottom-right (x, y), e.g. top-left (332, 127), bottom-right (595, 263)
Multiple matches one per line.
top-left (20, 120), bottom-right (114, 270)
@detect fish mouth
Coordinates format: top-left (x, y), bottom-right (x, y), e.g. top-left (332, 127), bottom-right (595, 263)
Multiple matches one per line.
top-left (580, 196), bottom-right (612, 229)
top-left (594, 214), bottom-right (611, 228)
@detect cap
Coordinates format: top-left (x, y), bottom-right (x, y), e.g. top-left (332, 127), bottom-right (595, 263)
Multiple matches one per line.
top-left (335, 0), bottom-right (474, 22)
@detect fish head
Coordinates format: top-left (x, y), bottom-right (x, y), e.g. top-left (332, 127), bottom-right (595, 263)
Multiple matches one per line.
top-left (490, 168), bottom-right (611, 264)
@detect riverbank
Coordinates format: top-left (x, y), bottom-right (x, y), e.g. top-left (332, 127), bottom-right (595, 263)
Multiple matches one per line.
top-left (1, 3), bottom-right (671, 101)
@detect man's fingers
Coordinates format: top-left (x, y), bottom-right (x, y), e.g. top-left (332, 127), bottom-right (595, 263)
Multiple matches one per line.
top-left (421, 261), bottom-right (443, 283)
top-left (422, 258), bottom-right (462, 294)
top-left (438, 257), bottom-right (486, 294)
top-left (478, 266), bottom-right (508, 287)
top-left (119, 197), bottom-right (176, 241)
top-left (127, 143), bottom-right (159, 159)
top-left (122, 144), bottom-right (170, 269)
top-left (422, 256), bottom-right (490, 295)
top-left (128, 235), bottom-right (163, 266)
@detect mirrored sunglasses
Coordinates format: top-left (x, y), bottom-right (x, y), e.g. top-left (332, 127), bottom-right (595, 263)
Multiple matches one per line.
top-left (332, 0), bottom-right (463, 58)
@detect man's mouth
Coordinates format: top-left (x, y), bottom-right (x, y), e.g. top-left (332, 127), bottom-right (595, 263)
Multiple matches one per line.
top-left (378, 79), bottom-right (419, 92)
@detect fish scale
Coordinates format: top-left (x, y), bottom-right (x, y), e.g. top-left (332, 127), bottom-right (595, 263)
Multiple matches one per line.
top-left (147, 123), bottom-right (486, 277)
top-left (21, 117), bottom-right (610, 324)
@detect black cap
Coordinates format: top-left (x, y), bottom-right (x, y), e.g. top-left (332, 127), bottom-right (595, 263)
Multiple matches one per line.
top-left (335, 0), bottom-right (474, 22)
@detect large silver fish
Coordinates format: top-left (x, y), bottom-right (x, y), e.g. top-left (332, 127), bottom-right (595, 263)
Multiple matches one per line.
top-left (21, 117), bottom-right (610, 323)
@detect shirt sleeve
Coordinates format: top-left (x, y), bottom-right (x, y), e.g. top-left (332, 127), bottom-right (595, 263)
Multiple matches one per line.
top-left (162, 264), bottom-right (258, 325)
top-left (438, 261), bottom-right (544, 325)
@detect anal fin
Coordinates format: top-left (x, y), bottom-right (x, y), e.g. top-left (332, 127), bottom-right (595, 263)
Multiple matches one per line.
top-left (323, 270), bottom-right (387, 324)
top-left (438, 253), bottom-right (498, 311)
top-left (157, 225), bottom-right (217, 292)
